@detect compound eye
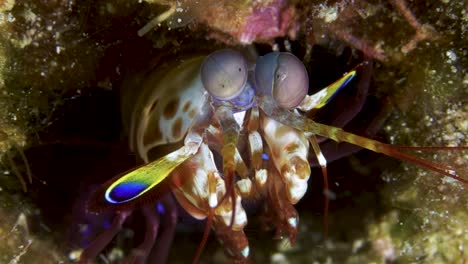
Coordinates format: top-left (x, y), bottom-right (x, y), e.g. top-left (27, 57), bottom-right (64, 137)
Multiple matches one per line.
top-left (255, 52), bottom-right (308, 109)
top-left (201, 49), bottom-right (248, 100)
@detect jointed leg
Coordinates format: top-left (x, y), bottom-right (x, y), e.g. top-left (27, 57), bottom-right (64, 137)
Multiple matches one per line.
top-left (78, 210), bottom-right (132, 263)
top-left (125, 205), bottom-right (160, 264)
top-left (265, 167), bottom-right (299, 244)
top-left (215, 105), bottom-right (241, 228)
top-left (147, 194), bottom-right (178, 264)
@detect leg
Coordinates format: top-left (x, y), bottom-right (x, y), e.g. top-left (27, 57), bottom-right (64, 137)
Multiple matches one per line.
top-left (214, 105), bottom-right (241, 228)
top-left (78, 210), bottom-right (132, 263)
top-left (265, 169), bottom-right (299, 244)
top-left (147, 193), bottom-right (178, 264)
top-left (124, 205), bottom-right (160, 264)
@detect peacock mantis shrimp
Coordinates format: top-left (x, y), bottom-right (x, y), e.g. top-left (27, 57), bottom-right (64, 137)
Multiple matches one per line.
top-left (79, 48), bottom-right (467, 263)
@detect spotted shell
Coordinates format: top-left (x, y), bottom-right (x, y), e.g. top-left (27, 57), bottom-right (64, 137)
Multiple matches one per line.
top-left (121, 56), bottom-right (208, 163)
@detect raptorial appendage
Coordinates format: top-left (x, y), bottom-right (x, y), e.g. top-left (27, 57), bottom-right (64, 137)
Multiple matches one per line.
top-left (171, 142), bottom-right (249, 261)
top-left (262, 115), bottom-right (311, 204)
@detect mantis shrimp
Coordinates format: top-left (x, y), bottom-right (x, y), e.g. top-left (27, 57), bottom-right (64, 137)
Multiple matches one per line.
top-left (79, 48), bottom-right (467, 263)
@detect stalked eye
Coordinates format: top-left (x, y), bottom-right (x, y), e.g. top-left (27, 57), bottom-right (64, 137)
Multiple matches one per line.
top-left (201, 49), bottom-right (248, 100)
top-left (255, 52), bottom-right (309, 109)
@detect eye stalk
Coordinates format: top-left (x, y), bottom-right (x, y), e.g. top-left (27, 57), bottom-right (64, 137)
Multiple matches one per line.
top-left (201, 49), bottom-right (248, 101)
top-left (255, 52), bottom-right (309, 109)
